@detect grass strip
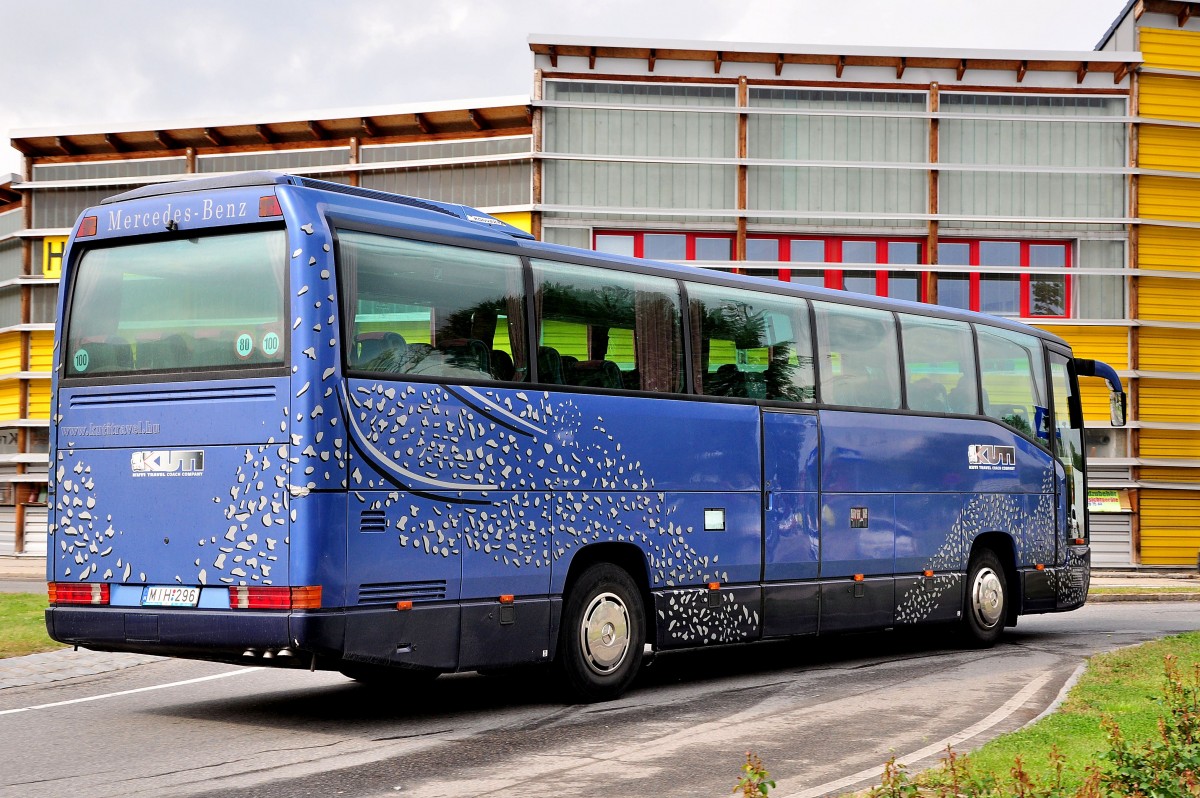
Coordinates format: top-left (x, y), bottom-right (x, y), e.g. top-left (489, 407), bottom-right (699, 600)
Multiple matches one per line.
top-left (0, 592), bottom-right (61, 658)
top-left (891, 631), bottom-right (1200, 794)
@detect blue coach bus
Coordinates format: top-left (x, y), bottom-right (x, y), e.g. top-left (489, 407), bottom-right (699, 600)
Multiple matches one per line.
top-left (46, 172), bottom-right (1125, 701)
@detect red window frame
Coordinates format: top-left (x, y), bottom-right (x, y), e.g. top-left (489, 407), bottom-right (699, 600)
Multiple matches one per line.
top-left (592, 231), bottom-right (1072, 318)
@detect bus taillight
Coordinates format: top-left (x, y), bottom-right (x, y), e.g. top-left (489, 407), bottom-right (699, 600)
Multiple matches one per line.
top-left (258, 196), bottom-right (283, 218)
top-left (229, 585), bottom-right (322, 610)
top-left (77, 216), bottom-right (98, 238)
top-left (48, 582), bottom-right (110, 605)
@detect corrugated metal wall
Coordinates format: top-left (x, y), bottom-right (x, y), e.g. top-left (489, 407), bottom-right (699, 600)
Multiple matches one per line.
top-left (1135, 24), bottom-right (1200, 564)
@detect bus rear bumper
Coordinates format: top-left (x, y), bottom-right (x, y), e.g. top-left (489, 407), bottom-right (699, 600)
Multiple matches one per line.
top-left (46, 606), bottom-right (307, 665)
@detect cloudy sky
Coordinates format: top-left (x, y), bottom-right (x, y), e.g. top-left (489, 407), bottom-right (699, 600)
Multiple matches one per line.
top-left (2, 0), bottom-right (1132, 178)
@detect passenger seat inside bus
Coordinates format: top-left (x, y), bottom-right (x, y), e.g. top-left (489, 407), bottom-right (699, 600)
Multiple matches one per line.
top-left (571, 359), bottom-right (623, 389)
top-left (490, 349), bottom-right (516, 381)
top-left (79, 336), bottom-right (133, 372)
top-left (136, 334), bottom-right (189, 370)
top-left (537, 346), bottom-right (565, 384)
top-left (437, 338), bottom-right (490, 375)
top-left (353, 332), bottom-right (407, 371)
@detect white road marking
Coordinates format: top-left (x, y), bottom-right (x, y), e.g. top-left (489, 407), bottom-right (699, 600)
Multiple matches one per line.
top-left (0, 667), bottom-right (262, 716)
top-left (779, 670), bottom-right (1056, 798)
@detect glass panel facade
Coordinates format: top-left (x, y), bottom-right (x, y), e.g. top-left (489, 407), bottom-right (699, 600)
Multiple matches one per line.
top-left (197, 148), bottom-right (349, 173)
top-left (362, 162), bottom-right (532, 209)
top-left (939, 94), bottom-right (1126, 222)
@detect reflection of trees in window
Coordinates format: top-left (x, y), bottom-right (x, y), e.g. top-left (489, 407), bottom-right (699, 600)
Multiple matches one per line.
top-left (1031, 278), bottom-right (1065, 316)
top-left (699, 301), bottom-right (813, 402)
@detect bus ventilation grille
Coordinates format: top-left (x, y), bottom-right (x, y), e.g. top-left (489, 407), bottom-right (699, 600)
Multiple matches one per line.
top-left (359, 510), bottom-right (387, 534)
top-left (358, 581), bottom-right (448, 605)
top-left (294, 178), bottom-right (460, 219)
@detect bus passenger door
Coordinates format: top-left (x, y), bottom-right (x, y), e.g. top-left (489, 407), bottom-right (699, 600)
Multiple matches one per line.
top-left (761, 410), bottom-right (821, 637)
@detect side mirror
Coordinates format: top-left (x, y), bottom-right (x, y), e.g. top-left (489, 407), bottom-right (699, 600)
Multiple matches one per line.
top-left (1110, 391), bottom-right (1127, 428)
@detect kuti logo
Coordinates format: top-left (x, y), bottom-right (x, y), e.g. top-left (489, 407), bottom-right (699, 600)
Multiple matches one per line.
top-left (967, 444), bottom-right (1017, 472)
top-left (131, 450), bottom-right (205, 478)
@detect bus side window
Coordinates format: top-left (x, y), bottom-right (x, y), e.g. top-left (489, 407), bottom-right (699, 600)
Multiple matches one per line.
top-left (813, 302), bottom-right (901, 409)
top-left (976, 325), bottom-right (1049, 446)
top-left (899, 314), bottom-right (977, 413)
top-left (531, 259), bottom-right (684, 394)
top-left (336, 231), bottom-right (528, 383)
top-left (686, 281), bottom-right (815, 402)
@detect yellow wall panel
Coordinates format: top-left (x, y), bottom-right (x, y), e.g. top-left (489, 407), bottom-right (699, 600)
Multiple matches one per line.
top-left (1139, 277), bottom-right (1200, 322)
top-left (1140, 125), bottom-right (1200, 173)
top-left (1139, 175), bottom-right (1200, 223)
top-left (1039, 326), bottom-right (1128, 369)
top-left (1139, 225), bottom-right (1200, 272)
top-left (492, 212), bottom-right (532, 234)
top-left (0, 333), bottom-right (20, 375)
top-left (1140, 429), bottom-right (1200, 459)
top-left (1139, 327), bottom-right (1200, 372)
top-left (0, 382), bottom-right (20, 422)
top-left (29, 331), bottom-right (53, 372)
top-left (1140, 467), bottom-right (1200, 483)
top-left (1140, 75), bottom-right (1200, 123)
top-left (1139, 378), bottom-right (1200, 423)
top-left (1140, 28), bottom-right (1200, 73)
top-left (1139, 489), bottom-right (1200, 565)
top-left (27, 381), bottom-right (49, 419)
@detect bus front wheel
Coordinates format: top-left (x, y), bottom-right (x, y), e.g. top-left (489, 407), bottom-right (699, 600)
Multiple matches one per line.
top-left (557, 563), bottom-right (645, 702)
top-left (963, 549), bottom-right (1007, 646)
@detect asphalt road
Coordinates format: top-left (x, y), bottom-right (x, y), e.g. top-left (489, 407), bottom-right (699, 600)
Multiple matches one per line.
top-left (2, 601), bottom-right (1199, 798)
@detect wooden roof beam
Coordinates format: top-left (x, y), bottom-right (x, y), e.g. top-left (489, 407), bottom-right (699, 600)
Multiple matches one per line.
top-left (836, 55), bottom-right (846, 78)
top-left (307, 120), bottom-right (326, 140)
top-left (775, 53), bottom-right (784, 76)
top-left (896, 57), bottom-right (906, 79)
top-left (104, 133), bottom-right (127, 153)
top-left (956, 59), bottom-right (966, 80)
top-left (256, 124), bottom-right (277, 144)
top-left (648, 48), bottom-right (657, 72)
top-left (467, 109), bottom-right (488, 131)
top-left (547, 44), bottom-right (558, 68)
top-left (1077, 61), bottom-right (1089, 84)
top-left (588, 46), bottom-right (596, 69)
top-left (1180, 4), bottom-right (1193, 26)
top-left (360, 117), bottom-right (379, 138)
top-left (55, 136), bottom-right (80, 156)
top-left (714, 51), bottom-right (723, 73)
top-left (1115, 62), bottom-right (1132, 84)
top-left (155, 130), bottom-right (179, 150)
top-left (414, 113), bottom-right (433, 135)
top-left (1017, 60), bottom-right (1028, 83)
top-left (204, 127), bottom-right (227, 147)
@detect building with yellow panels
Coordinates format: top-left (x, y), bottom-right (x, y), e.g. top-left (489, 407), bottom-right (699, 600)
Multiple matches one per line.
top-left (6, 1), bottom-right (1200, 568)
top-left (1098, 0), bottom-right (1200, 565)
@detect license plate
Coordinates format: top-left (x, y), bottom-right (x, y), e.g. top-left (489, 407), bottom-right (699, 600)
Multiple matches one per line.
top-left (142, 586), bottom-right (201, 607)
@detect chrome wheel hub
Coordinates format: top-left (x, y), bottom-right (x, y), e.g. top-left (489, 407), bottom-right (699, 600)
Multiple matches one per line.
top-left (971, 567), bottom-right (1004, 628)
top-left (580, 592), bottom-right (630, 675)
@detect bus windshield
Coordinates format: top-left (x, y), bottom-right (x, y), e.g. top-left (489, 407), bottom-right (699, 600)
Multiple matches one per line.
top-left (64, 229), bottom-right (287, 377)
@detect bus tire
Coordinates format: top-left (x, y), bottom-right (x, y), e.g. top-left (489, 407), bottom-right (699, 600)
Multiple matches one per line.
top-left (963, 548), bottom-right (1007, 647)
top-left (557, 563), bottom-right (645, 702)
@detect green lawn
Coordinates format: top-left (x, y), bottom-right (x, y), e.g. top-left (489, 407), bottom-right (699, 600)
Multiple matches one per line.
top-left (0, 592), bottom-right (61, 658)
top-left (869, 631), bottom-right (1200, 796)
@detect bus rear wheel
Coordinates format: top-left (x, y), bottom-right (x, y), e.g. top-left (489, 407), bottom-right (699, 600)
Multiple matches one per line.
top-left (557, 563), bottom-right (645, 702)
top-left (963, 549), bottom-right (1007, 647)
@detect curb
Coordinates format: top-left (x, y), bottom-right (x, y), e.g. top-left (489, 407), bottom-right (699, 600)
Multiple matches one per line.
top-left (1087, 592), bottom-right (1200, 602)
